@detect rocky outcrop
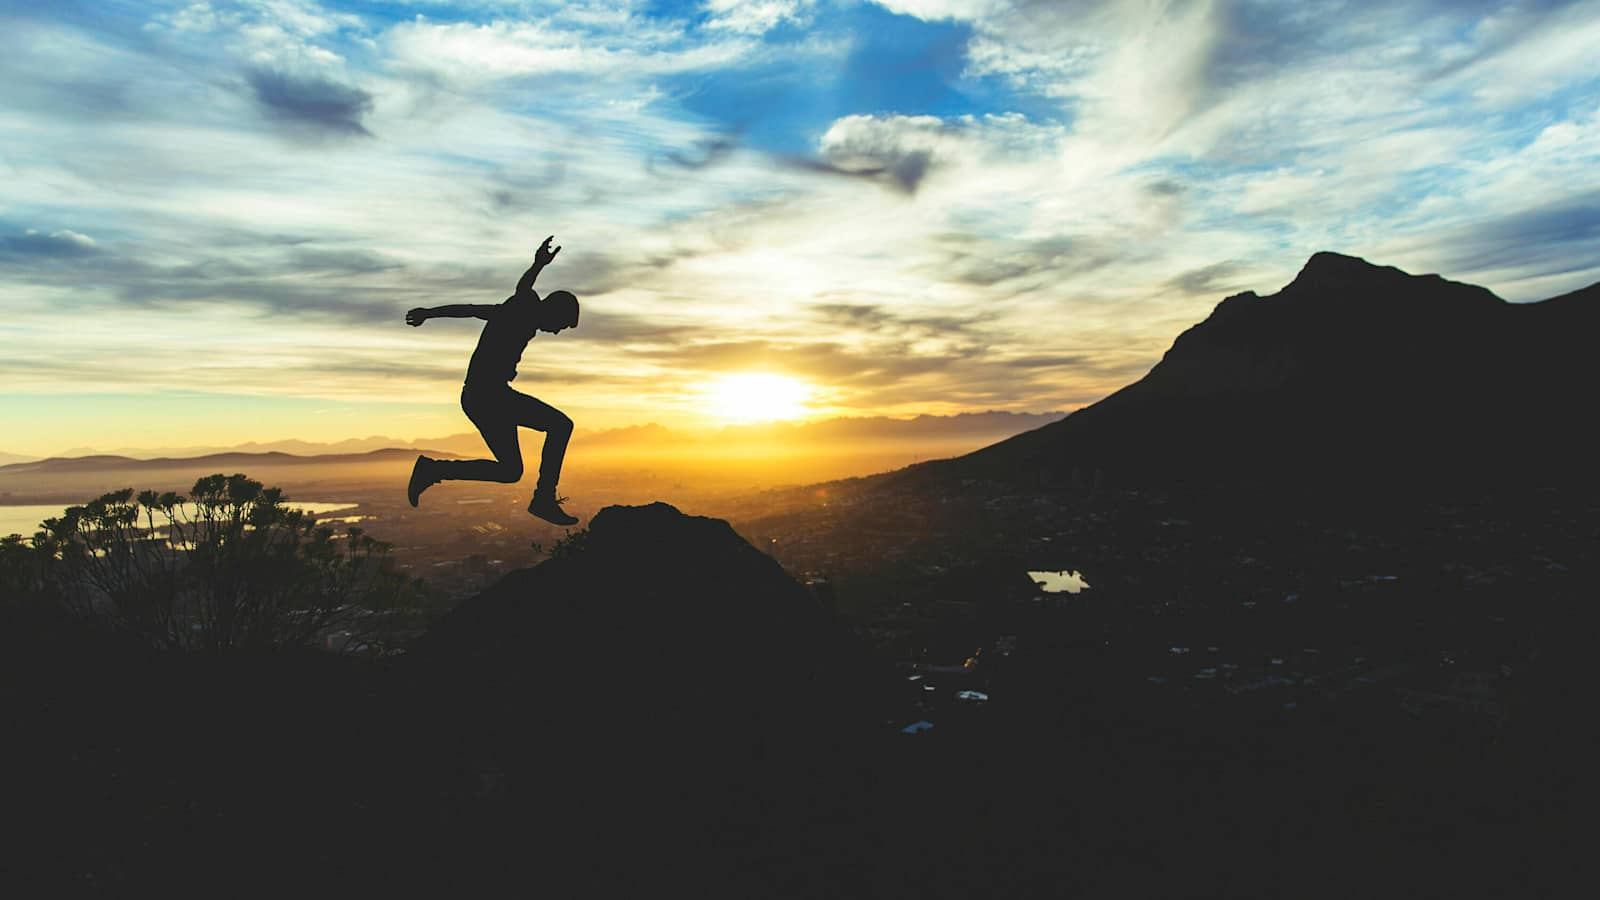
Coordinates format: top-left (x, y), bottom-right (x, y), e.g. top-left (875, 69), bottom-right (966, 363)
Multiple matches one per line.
top-left (403, 502), bottom-right (829, 756)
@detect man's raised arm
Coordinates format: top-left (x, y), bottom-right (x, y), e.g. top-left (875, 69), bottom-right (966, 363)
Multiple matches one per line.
top-left (406, 305), bottom-right (497, 326)
top-left (514, 235), bottom-right (562, 297)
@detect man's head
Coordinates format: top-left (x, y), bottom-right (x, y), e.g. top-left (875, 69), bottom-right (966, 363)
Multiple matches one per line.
top-left (540, 290), bottom-right (579, 333)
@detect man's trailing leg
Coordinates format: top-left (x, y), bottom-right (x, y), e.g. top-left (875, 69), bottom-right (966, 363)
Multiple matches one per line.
top-left (407, 455), bottom-right (439, 507)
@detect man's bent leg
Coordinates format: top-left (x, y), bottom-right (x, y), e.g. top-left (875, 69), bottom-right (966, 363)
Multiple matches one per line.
top-left (508, 393), bottom-right (573, 499)
top-left (536, 416), bottom-right (572, 498)
top-left (509, 392), bottom-right (577, 526)
top-left (432, 386), bottom-right (525, 484)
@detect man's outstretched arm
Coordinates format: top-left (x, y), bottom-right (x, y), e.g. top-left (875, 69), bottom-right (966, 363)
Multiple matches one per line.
top-left (514, 235), bottom-right (562, 297)
top-left (406, 305), bottom-right (497, 326)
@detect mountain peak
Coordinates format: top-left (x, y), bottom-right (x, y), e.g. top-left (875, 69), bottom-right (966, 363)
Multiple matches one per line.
top-left (1288, 251), bottom-right (1406, 292)
top-left (1303, 249), bottom-right (1376, 270)
top-left (1273, 251), bottom-right (1505, 314)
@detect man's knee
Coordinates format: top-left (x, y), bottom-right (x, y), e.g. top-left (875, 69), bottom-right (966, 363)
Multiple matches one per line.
top-left (493, 458), bottom-right (524, 483)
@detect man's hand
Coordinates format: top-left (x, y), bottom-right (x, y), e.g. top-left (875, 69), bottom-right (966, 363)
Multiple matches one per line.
top-left (536, 235), bottom-right (561, 267)
top-left (405, 307), bottom-right (429, 327)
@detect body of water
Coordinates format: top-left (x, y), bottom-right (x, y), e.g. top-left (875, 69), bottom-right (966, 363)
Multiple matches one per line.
top-left (0, 502), bottom-right (357, 538)
top-left (1028, 569), bottom-right (1091, 594)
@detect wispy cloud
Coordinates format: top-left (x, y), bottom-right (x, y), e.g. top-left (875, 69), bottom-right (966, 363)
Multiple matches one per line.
top-left (0, 228), bottom-right (100, 259)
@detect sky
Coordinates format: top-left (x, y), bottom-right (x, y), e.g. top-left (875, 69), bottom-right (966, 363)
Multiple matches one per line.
top-left (3, 0), bottom-right (1599, 456)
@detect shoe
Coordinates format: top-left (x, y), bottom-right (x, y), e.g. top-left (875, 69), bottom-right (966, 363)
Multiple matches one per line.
top-left (528, 493), bottom-right (578, 526)
top-left (407, 455), bottom-right (438, 507)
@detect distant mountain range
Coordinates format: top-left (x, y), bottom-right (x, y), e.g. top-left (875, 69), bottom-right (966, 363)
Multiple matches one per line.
top-left (0, 448), bottom-right (439, 506)
top-left (0, 448), bottom-right (428, 478)
top-left (0, 411), bottom-right (1066, 504)
top-left (898, 252), bottom-right (1599, 493)
top-left (11, 411), bottom-right (1064, 465)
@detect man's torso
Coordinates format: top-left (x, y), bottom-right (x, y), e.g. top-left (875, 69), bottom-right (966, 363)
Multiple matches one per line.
top-left (465, 296), bottom-right (538, 385)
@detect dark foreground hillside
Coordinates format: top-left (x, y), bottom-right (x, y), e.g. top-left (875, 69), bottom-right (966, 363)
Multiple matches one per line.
top-left (3, 501), bottom-right (1584, 897)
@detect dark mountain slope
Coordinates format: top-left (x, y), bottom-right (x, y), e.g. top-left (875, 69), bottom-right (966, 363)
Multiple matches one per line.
top-left (909, 252), bottom-right (1598, 492)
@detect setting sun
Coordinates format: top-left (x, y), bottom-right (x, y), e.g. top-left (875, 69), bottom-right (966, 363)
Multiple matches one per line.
top-left (703, 373), bottom-right (814, 424)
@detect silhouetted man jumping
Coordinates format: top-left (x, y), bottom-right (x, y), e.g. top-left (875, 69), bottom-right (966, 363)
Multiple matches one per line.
top-left (404, 236), bottom-right (580, 526)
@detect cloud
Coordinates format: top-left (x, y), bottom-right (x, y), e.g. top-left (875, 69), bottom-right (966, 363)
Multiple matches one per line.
top-left (1454, 193), bottom-right (1600, 263)
top-left (382, 16), bottom-right (755, 85)
top-left (149, 0), bottom-right (361, 45)
top-left (704, 0), bottom-right (815, 35)
top-left (783, 152), bottom-right (932, 194)
top-left (554, 308), bottom-right (702, 346)
top-left (1165, 261), bottom-right (1245, 297)
top-left (288, 247), bottom-right (403, 274)
top-left (628, 337), bottom-right (987, 391)
top-left (806, 112), bottom-right (1062, 195)
top-left (871, 0), bottom-right (1001, 20)
top-left (0, 229), bottom-right (100, 259)
top-left (924, 233), bottom-right (1113, 287)
top-left (652, 136), bottom-right (740, 172)
top-left (1, 237), bottom-right (436, 326)
top-left (813, 114), bottom-right (951, 193)
top-left (809, 302), bottom-right (981, 338)
top-left (1384, 190), bottom-right (1600, 291)
top-left (809, 303), bottom-right (897, 329)
top-left (245, 66), bottom-right (374, 137)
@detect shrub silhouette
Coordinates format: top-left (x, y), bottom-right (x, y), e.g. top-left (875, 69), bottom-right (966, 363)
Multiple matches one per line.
top-left (10, 474), bottom-right (425, 652)
top-left (546, 526), bottom-right (590, 560)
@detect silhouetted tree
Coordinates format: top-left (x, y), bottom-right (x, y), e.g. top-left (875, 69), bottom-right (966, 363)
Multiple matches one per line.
top-left (0, 532), bottom-right (48, 609)
top-left (21, 474), bottom-right (425, 653)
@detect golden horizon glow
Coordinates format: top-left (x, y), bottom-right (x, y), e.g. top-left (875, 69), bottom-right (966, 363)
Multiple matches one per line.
top-left (702, 373), bottom-right (815, 424)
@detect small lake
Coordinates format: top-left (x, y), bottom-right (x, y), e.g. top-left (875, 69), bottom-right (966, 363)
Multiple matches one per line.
top-left (1028, 569), bottom-right (1091, 594)
top-left (0, 502), bottom-right (357, 538)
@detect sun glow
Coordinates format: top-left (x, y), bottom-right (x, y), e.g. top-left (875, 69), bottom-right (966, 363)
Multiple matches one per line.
top-left (703, 373), bottom-right (814, 424)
